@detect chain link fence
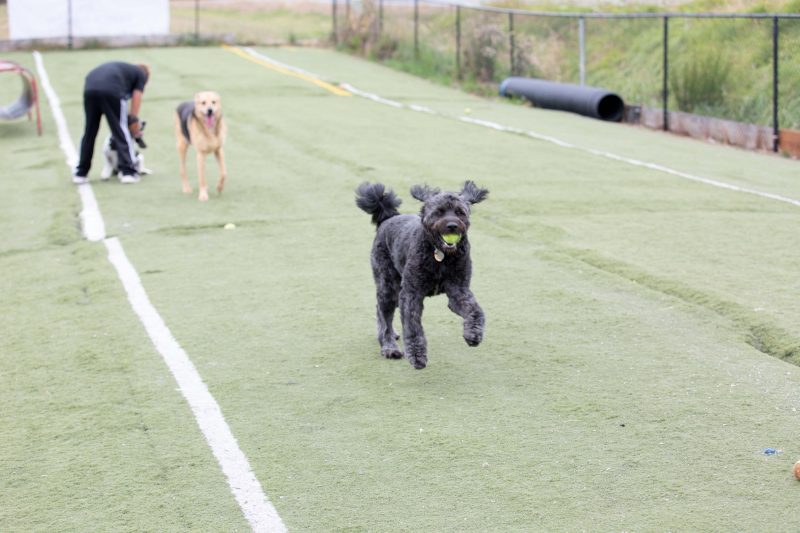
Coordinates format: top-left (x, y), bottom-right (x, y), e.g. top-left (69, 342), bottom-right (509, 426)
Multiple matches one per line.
top-left (334, 0), bottom-right (800, 155)
top-left (170, 0), bottom-right (332, 45)
top-left (1, 1), bottom-right (797, 155)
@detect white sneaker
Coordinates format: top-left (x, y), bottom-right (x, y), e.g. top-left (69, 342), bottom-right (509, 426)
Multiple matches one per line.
top-left (72, 174), bottom-right (89, 185)
top-left (119, 173), bottom-right (141, 184)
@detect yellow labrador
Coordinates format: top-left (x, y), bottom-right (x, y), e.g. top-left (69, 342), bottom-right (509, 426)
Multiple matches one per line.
top-left (174, 91), bottom-right (227, 201)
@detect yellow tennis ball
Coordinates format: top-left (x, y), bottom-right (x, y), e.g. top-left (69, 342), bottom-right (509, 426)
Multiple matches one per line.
top-left (224, 223), bottom-right (236, 230)
top-left (442, 233), bottom-right (461, 245)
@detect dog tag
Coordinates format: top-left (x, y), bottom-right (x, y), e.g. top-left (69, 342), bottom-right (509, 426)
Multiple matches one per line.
top-left (434, 248), bottom-right (445, 262)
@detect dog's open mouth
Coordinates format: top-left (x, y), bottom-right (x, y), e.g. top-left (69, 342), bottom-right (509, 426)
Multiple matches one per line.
top-left (205, 114), bottom-right (216, 129)
top-left (439, 232), bottom-right (462, 251)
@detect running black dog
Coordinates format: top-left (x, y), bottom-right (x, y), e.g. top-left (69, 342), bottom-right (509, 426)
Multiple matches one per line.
top-left (356, 181), bottom-right (489, 369)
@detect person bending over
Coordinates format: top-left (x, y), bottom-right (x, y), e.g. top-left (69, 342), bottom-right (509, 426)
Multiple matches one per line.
top-left (73, 62), bottom-right (149, 184)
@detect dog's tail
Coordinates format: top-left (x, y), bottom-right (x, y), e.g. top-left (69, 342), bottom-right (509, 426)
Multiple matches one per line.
top-left (355, 182), bottom-right (402, 227)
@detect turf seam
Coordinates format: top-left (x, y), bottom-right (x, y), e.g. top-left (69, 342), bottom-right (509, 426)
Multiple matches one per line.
top-left (544, 247), bottom-right (800, 366)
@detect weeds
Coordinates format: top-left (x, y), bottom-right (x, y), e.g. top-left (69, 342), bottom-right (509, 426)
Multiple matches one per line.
top-left (332, 0), bottom-right (799, 129)
top-left (462, 22), bottom-right (505, 82)
top-left (670, 49), bottom-right (732, 113)
top-left (336, 0), bottom-right (381, 55)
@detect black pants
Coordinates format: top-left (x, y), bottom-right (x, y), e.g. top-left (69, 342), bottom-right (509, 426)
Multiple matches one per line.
top-left (76, 90), bottom-right (136, 176)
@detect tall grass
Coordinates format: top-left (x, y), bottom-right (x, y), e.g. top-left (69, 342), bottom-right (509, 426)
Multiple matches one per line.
top-left (670, 49), bottom-right (732, 113)
top-left (0, 3), bottom-right (8, 40)
top-left (342, 0), bottom-right (800, 129)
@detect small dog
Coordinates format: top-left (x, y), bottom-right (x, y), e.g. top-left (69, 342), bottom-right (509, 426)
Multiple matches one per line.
top-left (356, 181), bottom-right (489, 369)
top-left (174, 91), bottom-right (227, 201)
top-left (100, 121), bottom-right (152, 180)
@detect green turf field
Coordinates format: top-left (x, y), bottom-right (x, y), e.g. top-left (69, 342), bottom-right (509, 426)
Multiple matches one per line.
top-left (2, 45), bottom-right (800, 532)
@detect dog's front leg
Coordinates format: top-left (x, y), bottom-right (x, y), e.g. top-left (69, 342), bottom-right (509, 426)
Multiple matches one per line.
top-left (196, 152), bottom-right (209, 201)
top-left (214, 148), bottom-right (227, 194)
top-left (399, 288), bottom-right (427, 369)
top-left (445, 285), bottom-right (485, 347)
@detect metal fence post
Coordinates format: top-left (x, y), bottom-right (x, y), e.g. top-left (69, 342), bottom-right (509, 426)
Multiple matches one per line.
top-left (194, 0), bottom-right (201, 42)
top-left (772, 16), bottom-right (780, 153)
top-left (414, 0), bottom-right (419, 58)
top-left (662, 16), bottom-right (669, 132)
top-left (67, 0), bottom-right (73, 49)
top-left (332, 0), bottom-right (337, 44)
top-left (579, 16), bottom-right (585, 85)
top-left (509, 12), bottom-right (515, 76)
top-left (456, 5), bottom-right (461, 80)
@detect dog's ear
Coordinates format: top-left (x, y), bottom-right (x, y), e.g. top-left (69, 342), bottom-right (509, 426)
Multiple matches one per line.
top-left (460, 180), bottom-right (489, 205)
top-left (410, 184), bottom-right (440, 202)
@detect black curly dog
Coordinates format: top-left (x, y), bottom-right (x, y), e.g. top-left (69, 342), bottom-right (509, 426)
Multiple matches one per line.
top-left (356, 181), bottom-right (489, 369)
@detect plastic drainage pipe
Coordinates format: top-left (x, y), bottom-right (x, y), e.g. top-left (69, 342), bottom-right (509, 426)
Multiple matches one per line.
top-left (499, 77), bottom-right (624, 122)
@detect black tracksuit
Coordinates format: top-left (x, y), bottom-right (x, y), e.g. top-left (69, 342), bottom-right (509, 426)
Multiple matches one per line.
top-left (75, 62), bottom-right (146, 177)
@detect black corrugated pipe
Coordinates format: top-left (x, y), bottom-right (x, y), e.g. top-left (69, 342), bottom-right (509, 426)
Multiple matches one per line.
top-left (499, 77), bottom-right (625, 122)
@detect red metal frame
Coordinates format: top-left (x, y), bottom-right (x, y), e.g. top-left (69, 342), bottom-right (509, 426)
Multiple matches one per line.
top-left (0, 60), bottom-right (43, 136)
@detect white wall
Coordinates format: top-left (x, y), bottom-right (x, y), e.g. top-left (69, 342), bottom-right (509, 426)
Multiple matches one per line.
top-left (8, 0), bottom-right (170, 40)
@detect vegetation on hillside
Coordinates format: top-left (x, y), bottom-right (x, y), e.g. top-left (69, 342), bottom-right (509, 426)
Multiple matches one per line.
top-left (336, 0), bottom-right (800, 128)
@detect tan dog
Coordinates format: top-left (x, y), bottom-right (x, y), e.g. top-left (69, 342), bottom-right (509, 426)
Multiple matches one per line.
top-left (174, 91), bottom-right (227, 201)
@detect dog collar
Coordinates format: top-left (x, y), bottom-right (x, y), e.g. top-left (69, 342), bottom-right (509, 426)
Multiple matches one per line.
top-left (434, 248), bottom-right (445, 262)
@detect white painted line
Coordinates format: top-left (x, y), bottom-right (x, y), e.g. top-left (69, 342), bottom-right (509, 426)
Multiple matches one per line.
top-left (242, 46), bottom-right (317, 78)
top-left (74, 185), bottom-right (107, 242)
top-left (33, 51), bottom-right (286, 533)
top-left (340, 82), bottom-right (404, 108)
top-left (242, 48), bottom-right (800, 209)
top-left (32, 51), bottom-right (78, 167)
top-left (33, 50), bottom-right (107, 241)
top-left (104, 238), bottom-right (286, 533)
top-left (409, 103), bottom-right (436, 114)
top-left (583, 150), bottom-right (800, 207)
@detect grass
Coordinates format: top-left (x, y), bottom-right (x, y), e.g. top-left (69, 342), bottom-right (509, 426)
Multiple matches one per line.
top-left (170, 4), bottom-right (331, 44)
top-left (0, 4), bottom-right (7, 40)
top-left (2, 45), bottom-right (800, 531)
top-left (344, 0), bottom-right (800, 128)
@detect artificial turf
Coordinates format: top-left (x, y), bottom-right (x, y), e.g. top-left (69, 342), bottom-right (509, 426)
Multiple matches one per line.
top-left (2, 45), bottom-right (800, 531)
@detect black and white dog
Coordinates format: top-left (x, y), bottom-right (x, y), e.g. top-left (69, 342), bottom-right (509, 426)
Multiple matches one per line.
top-left (100, 121), bottom-right (152, 180)
top-left (356, 181), bottom-right (489, 369)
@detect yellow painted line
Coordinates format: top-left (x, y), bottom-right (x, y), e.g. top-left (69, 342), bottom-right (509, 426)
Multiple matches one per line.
top-left (221, 44), bottom-right (351, 97)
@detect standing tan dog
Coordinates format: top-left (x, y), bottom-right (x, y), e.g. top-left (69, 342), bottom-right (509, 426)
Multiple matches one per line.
top-left (174, 91), bottom-right (227, 201)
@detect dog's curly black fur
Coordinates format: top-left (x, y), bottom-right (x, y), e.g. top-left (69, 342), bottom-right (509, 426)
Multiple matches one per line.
top-left (356, 181), bottom-right (489, 369)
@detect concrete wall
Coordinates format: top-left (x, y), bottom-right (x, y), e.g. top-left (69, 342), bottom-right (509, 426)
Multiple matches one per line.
top-left (8, 0), bottom-right (168, 40)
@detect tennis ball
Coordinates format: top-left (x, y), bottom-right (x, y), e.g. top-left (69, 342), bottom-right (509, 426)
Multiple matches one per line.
top-left (442, 233), bottom-right (461, 245)
top-left (794, 460), bottom-right (800, 481)
top-left (223, 223), bottom-right (236, 230)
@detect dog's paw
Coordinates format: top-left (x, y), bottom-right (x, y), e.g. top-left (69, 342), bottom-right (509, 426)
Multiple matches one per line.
top-left (182, 184), bottom-right (193, 194)
top-left (381, 347), bottom-right (404, 360)
top-left (198, 190), bottom-right (209, 201)
top-left (407, 353), bottom-right (428, 369)
top-left (464, 328), bottom-right (483, 347)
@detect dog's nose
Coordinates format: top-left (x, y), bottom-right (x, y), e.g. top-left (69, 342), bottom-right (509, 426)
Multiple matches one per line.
top-left (446, 222), bottom-right (459, 232)
top-left (206, 108), bottom-right (213, 116)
